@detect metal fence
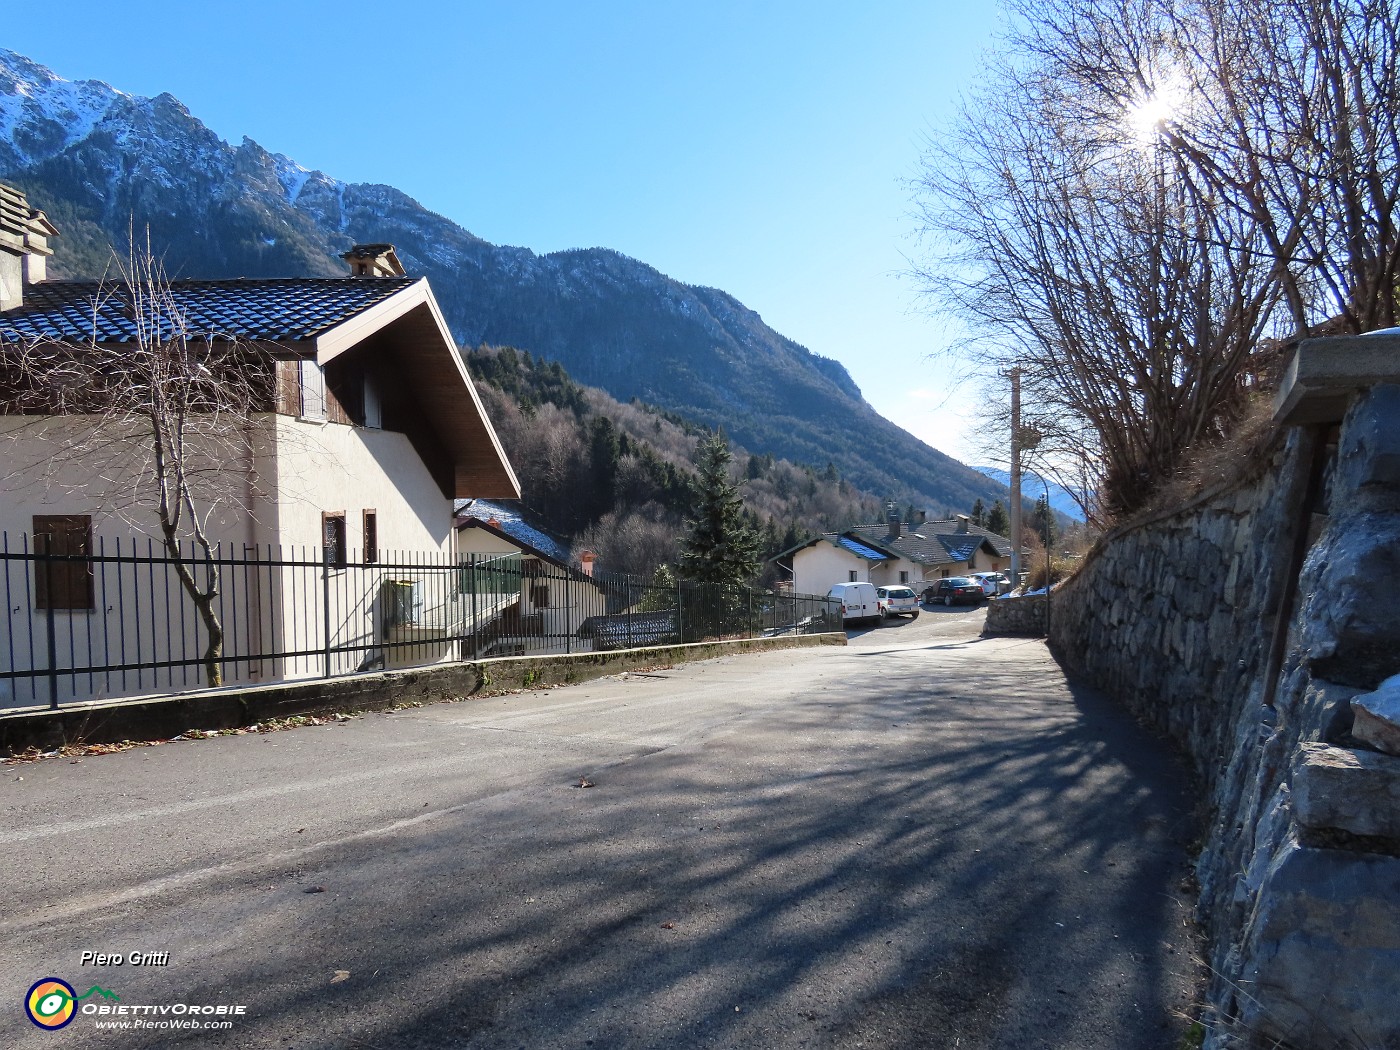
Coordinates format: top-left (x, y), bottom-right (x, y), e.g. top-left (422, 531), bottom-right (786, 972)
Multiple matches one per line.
top-left (0, 532), bottom-right (840, 710)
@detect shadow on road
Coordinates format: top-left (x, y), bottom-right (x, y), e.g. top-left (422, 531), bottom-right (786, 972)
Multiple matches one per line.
top-left (176, 638), bottom-right (1201, 1049)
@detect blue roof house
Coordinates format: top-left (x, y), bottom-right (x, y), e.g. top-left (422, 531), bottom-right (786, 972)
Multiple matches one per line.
top-left (774, 512), bottom-right (1015, 597)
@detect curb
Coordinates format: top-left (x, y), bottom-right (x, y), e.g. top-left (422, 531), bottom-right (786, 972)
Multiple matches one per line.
top-left (1, 633), bottom-right (845, 755)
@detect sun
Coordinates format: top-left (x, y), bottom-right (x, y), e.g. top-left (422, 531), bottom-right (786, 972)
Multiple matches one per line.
top-left (1125, 73), bottom-right (1188, 149)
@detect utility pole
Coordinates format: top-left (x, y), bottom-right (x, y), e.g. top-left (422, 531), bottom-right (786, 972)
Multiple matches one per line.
top-left (1009, 367), bottom-right (1022, 591)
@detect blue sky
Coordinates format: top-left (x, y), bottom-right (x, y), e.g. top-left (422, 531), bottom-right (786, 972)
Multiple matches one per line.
top-left (6, 1), bottom-right (1002, 463)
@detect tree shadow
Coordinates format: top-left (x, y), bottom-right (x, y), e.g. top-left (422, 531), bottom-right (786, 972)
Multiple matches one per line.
top-left (26, 639), bottom-right (1200, 1050)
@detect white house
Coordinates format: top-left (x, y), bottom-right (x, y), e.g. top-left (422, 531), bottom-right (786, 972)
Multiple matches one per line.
top-left (455, 508), bottom-right (608, 657)
top-left (0, 184), bottom-right (520, 705)
top-left (776, 512), bottom-right (1015, 597)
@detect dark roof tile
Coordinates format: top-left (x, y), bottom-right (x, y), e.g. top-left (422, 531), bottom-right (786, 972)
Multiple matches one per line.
top-left (0, 278), bottom-right (417, 345)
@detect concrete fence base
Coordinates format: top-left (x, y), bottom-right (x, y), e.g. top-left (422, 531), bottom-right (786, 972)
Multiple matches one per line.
top-left (0, 632), bottom-right (846, 756)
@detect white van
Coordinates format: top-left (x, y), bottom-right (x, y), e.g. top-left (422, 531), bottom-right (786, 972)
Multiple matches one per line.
top-left (827, 582), bottom-right (880, 626)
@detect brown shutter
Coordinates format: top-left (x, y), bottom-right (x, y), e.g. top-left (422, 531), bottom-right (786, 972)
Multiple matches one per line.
top-left (276, 360), bottom-right (301, 415)
top-left (363, 510), bottom-right (378, 564)
top-left (33, 514), bottom-right (94, 610)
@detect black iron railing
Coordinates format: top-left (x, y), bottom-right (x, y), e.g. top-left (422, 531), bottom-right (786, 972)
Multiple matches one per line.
top-left (0, 533), bottom-right (839, 710)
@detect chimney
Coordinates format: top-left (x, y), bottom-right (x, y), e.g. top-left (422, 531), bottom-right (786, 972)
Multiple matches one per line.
top-left (955, 514), bottom-right (970, 534)
top-left (340, 243), bottom-right (406, 278)
top-left (0, 183), bottom-right (58, 311)
top-left (885, 500), bottom-right (902, 541)
top-left (579, 550), bottom-right (595, 577)
top-left (916, 509), bottom-right (927, 526)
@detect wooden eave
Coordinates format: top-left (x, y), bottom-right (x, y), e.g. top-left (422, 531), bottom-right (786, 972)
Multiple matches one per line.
top-left (314, 279), bottom-right (520, 499)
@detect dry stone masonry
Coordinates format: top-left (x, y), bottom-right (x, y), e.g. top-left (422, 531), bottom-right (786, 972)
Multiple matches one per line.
top-left (1048, 336), bottom-right (1400, 1050)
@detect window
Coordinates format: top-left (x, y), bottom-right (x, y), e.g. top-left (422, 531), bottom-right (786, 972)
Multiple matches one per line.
top-left (322, 512), bottom-right (347, 569)
top-left (530, 583), bottom-right (550, 608)
top-left (363, 376), bottom-right (382, 429)
top-left (33, 514), bottom-right (94, 611)
top-left (848, 570), bottom-right (858, 582)
top-left (300, 359), bottom-right (326, 420)
top-left (899, 571), bottom-right (909, 584)
top-left (362, 510), bottom-right (378, 564)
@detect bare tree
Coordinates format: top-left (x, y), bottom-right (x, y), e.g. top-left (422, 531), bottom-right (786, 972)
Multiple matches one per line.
top-left (914, 0), bottom-right (1398, 519)
top-left (573, 504), bottom-right (679, 579)
top-left (914, 45), bottom-right (1280, 518)
top-left (1013, 0), bottom-right (1400, 335)
top-left (0, 245), bottom-right (272, 686)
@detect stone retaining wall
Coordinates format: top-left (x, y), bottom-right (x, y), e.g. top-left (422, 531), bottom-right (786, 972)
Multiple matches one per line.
top-left (983, 593), bottom-right (1047, 636)
top-left (1050, 381), bottom-right (1400, 1050)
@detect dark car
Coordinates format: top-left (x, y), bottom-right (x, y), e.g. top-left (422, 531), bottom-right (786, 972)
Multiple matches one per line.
top-left (924, 577), bottom-right (985, 607)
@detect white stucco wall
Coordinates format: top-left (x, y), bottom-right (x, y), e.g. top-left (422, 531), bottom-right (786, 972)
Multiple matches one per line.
top-left (0, 414), bottom-right (463, 706)
top-left (265, 416), bottom-right (453, 557)
top-left (457, 528), bottom-right (520, 557)
top-left (793, 543), bottom-right (875, 596)
top-left (0, 415), bottom-right (256, 548)
top-left (869, 557), bottom-right (924, 588)
top-left (455, 526), bottom-right (608, 656)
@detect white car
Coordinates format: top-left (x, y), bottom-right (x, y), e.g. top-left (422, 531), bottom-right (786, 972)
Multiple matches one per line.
top-left (968, 572), bottom-right (1010, 597)
top-left (876, 585), bottom-right (921, 619)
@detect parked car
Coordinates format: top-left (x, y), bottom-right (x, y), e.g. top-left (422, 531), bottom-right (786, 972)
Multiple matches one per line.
top-left (924, 577), bottom-right (985, 606)
top-left (827, 582), bottom-right (881, 626)
top-left (968, 571), bottom-right (1011, 597)
top-left (876, 585), bottom-right (920, 620)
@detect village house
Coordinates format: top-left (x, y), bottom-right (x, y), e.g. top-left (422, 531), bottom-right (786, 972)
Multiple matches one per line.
top-left (0, 183), bottom-right (519, 705)
top-left (774, 507), bottom-right (1015, 596)
top-left (454, 501), bottom-right (608, 657)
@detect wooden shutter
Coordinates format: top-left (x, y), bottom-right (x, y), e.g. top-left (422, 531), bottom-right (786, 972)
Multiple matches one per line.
top-left (33, 514), bottom-right (94, 611)
top-left (363, 510), bottom-right (378, 564)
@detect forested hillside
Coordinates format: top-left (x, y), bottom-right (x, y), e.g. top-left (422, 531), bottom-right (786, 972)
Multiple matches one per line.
top-left (467, 346), bottom-right (882, 580)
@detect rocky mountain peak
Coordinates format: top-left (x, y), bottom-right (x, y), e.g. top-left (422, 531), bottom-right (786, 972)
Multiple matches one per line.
top-left (0, 47), bottom-right (1006, 512)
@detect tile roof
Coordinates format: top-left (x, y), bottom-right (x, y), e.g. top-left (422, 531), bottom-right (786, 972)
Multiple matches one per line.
top-left (454, 499), bottom-right (573, 565)
top-left (840, 519), bottom-right (1014, 565)
top-left (836, 535), bottom-right (889, 561)
top-left (0, 277), bottom-right (417, 345)
top-left (936, 536), bottom-right (983, 563)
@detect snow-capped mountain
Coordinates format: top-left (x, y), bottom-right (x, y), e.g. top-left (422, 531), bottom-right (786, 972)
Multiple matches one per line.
top-left (0, 48), bottom-right (1008, 513)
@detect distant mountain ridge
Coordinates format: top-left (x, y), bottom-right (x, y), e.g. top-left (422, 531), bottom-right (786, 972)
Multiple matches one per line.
top-left (0, 47), bottom-right (1007, 513)
top-left (974, 467), bottom-right (1087, 523)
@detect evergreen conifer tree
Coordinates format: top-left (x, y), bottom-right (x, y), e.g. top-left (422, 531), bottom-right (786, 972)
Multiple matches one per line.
top-left (986, 500), bottom-right (1010, 537)
top-left (1031, 494), bottom-right (1058, 550)
top-left (679, 431), bottom-right (760, 586)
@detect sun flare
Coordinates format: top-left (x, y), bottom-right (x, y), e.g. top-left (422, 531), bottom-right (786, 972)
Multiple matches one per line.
top-left (1125, 74), bottom-right (1188, 148)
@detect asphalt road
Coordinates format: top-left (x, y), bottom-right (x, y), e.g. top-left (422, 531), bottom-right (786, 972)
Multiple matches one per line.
top-left (2, 605), bottom-right (1202, 1049)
